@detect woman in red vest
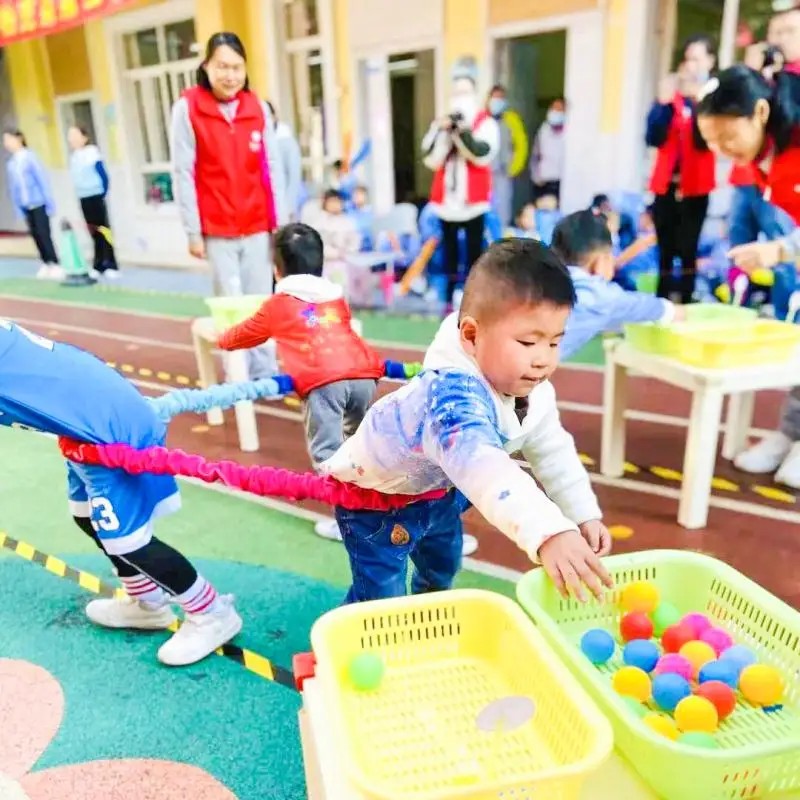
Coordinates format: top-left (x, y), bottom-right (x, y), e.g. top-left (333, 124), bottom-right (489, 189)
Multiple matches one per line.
top-left (646, 35), bottom-right (717, 303)
top-left (172, 32), bottom-right (286, 377)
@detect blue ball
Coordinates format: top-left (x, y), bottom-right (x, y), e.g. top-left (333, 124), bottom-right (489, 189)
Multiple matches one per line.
top-left (623, 639), bottom-right (661, 673)
top-left (652, 673), bottom-right (692, 712)
top-left (580, 629), bottom-right (616, 665)
top-left (720, 645), bottom-right (757, 676)
top-left (698, 659), bottom-right (740, 688)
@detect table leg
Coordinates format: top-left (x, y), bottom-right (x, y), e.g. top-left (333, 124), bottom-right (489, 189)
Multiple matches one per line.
top-left (226, 350), bottom-right (260, 452)
top-left (192, 331), bottom-right (223, 427)
top-left (722, 391), bottom-right (755, 460)
top-left (299, 709), bottom-right (326, 800)
top-left (600, 357), bottom-right (629, 477)
top-left (679, 387), bottom-right (725, 529)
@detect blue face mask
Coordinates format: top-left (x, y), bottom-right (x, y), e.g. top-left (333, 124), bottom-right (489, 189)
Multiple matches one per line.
top-left (488, 97), bottom-right (507, 116)
top-left (547, 110), bottom-right (565, 126)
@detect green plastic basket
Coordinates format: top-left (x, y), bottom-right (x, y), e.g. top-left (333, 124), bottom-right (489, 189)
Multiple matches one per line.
top-left (517, 550), bottom-right (800, 800)
top-left (205, 295), bottom-right (268, 330)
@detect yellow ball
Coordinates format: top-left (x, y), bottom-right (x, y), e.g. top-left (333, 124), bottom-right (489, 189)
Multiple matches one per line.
top-left (612, 666), bottom-right (652, 702)
top-left (739, 664), bottom-right (783, 706)
top-left (643, 712), bottom-right (679, 741)
top-left (679, 640), bottom-right (717, 678)
top-left (675, 695), bottom-right (719, 733)
top-left (620, 580), bottom-right (660, 614)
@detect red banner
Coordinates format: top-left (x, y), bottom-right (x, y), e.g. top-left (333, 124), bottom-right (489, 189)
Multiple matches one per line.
top-left (0, 0), bottom-right (138, 46)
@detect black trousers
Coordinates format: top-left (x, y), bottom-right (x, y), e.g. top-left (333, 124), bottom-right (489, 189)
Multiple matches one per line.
top-left (651, 187), bottom-right (709, 304)
top-left (441, 214), bottom-right (485, 303)
top-left (80, 194), bottom-right (118, 272)
top-left (23, 206), bottom-right (59, 265)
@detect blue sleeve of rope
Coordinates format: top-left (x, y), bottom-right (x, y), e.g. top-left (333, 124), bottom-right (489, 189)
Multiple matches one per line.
top-left (384, 360), bottom-right (406, 379)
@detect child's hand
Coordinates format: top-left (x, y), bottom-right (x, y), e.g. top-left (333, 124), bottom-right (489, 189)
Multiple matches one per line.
top-left (672, 305), bottom-right (687, 323)
top-left (578, 519), bottom-right (612, 557)
top-left (538, 530), bottom-right (614, 602)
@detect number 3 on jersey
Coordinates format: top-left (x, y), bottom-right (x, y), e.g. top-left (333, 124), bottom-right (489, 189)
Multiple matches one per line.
top-left (90, 497), bottom-right (121, 533)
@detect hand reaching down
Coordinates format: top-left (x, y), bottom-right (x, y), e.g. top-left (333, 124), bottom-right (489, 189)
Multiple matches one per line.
top-left (538, 529), bottom-right (614, 602)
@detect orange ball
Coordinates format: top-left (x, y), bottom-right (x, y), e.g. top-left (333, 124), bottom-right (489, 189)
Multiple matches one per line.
top-left (679, 640), bottom-right (717, 679)
top-left (695, 680), bottom-right (737, 720)
top-left (620, 581), bottom-right (660, 614)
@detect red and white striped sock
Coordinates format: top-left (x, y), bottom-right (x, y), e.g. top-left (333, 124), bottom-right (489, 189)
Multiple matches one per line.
top-left (174, 575), bottom-right (220, 616)
top-left (120, 574), bottom-right (169, 608)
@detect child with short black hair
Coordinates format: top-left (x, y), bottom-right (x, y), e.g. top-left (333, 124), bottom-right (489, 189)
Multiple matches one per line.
top-left (321, 238), bottom-right (614, 604)
top-left (216, 222), bottom-right (384, 540)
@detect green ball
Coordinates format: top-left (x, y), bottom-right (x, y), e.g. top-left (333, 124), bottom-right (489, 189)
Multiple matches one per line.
top-left (651, 602), bottom-right (682, 637)
top-left (622, 696), bottom-right (649, 718)
top-left (348, 653), bottom-right (385, 691)
top-left (678, 732), bottom-right (719, 749)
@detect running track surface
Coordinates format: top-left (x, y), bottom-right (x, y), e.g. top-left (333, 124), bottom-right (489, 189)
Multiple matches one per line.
top-left (4, 296), bottom-right (799, 608)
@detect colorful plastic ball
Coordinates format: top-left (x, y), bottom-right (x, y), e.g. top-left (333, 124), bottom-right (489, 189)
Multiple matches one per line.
top-left (700, 627), bottom-right (734, 657)
top-left (661, 623), bottom-right (696, 654)
top-left (652, 673), bottom-right (692, 712)
top-left (348, 653), bottom-right (385, 691)
top-left (720, 645), bottom-right (758, 676)
top-left (654, 654), bottom-right (694, 681)
top-left (620, 612), bottom-right (654, 643)
top-left (675, 695), bottom-right (719, 733)
top-left (680, 613), bottom-right (713, 639)
top-left (695, 680), bottom-right (737, 720)
top-left (621, 696), bottom-right (649, 718)
top-left (698, 659), bottom-right (740, 689)
top-left (580, 629), bottom-right (616, 665)
top-left (612, 666), bottom-right (652, 702)
top-left (643, 712), bottom-right (679, 741)
top-left (678, 731), bottom-right (719, 749)
top-left (623, 639), bottom-right (661, 673)
top-left (679, 641), bottom-right (717, 678)
top-left (620, 581), bottom-right (660, 614)
top-left (739, 664), bottom-right (784, 707)
top-left (651, 602), bottom-right (681, 637)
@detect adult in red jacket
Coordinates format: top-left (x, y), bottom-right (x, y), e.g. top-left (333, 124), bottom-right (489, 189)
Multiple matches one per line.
top-left (646, 35), bottom-right (717, 303)
top-left (172, 32), bottom-right (287, 378)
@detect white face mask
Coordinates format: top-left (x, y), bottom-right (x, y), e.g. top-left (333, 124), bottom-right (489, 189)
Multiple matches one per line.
top-left (451, 93), bottom-right (479, 123)
top-left (547, 110), bottom-right (565, 126)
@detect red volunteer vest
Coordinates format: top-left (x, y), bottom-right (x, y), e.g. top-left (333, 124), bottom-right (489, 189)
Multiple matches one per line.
top-left (754, 142), bottom-right (800, 225)
top-left (729, 162), bottom-right (756, 187)
top-left (649, 94), bottom-right (716, 197)
top-left (184, 86), bottom-right (277, 237)
top-left (429, 110), bottom-right (492, 205)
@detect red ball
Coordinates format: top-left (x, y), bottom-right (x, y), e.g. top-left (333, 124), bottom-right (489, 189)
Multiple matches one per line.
top-left (620, 612), bottom-right (654, 643)
top-left (695, 680), bottom-right (737, 720)
top-left (662, 623), bottom-right (696, 654)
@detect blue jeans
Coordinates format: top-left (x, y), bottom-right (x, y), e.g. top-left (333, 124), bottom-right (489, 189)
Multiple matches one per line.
top-left (336, 492), bottom-right (466, 604)
top-left (728, 184), bottom-right (794, 246)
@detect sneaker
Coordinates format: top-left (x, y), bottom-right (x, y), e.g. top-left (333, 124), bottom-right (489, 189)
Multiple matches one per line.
top-left (775, 442), bottom-right (800, 489)
top-left (314, 518), bottom-right (343, 541)
top-left (462, 533), bottom-right (479, 557)
top-left (157, 594), bottom-right (242, 667)
top-left (85, 595), bottom-right (177, 630)
top-left (36, 264), bottom-right (50, 279)
top-left (104, 269), bottom-right (120, 281)
top-left (47, 266), bottom-right (66, 281)
top-left (733, 431), bottom-right (793, 473)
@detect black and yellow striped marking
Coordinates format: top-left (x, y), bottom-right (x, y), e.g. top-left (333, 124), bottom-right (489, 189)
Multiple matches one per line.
top-left (0, 532), bottom-right (296, 691)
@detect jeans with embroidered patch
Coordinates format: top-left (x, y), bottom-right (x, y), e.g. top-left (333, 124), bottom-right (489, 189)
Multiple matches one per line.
top-left (335, 491), bottom-right (464, 604)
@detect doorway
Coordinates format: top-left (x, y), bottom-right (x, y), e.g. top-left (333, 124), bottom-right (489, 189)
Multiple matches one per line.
top-left (0, 49), bottom-right (24, 233)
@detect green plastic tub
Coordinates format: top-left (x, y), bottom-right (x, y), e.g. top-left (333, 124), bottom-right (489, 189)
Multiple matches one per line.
top-left (517, 550), bottom-right (800, 800)
top-left (205, 295), bottom-right (268, 330)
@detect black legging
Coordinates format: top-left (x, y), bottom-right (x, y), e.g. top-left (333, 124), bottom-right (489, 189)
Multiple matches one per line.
top-left (80, 194), bottom-right (118, 272)
top-left (23, 206), bottom-right (59, 265)
top-left (652, 186), bottom-right (709, 303)
top-left (441, 214), bottom-right (485, 303)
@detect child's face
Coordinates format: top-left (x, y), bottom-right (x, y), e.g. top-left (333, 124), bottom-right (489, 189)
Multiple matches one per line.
top-left (353, 189), bottom-right (367, 209)
top-left (324, 196), bottom-right (343, 215)
top-left (460, 301), bottom-right (568, 397)
top-left (586, 247), bottom-right (615, 281)
top-left (518, 206), bottom-right (536, 231)
top-left (536, 194), bottom-right (558, 211)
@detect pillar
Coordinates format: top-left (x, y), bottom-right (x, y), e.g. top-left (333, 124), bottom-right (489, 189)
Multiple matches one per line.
top-left (443, 0), bottom-right (488, 90)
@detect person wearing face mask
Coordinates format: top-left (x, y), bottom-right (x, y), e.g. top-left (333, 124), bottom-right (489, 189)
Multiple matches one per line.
top-left (486, 84), bottom-right (528, 228)
top-left (530, 99), bottom-right (567, 203)
top-left (422, 57), bottom-right (500, 308)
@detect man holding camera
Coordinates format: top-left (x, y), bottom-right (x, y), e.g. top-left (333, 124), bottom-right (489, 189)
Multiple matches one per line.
top-left (422, 56), bottom-right (499, 310)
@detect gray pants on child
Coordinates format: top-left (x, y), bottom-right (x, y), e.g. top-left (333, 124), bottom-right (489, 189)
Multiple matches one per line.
top-left (304, 379), bottom-right (378, 468)
top-left (781, 386), bottom-right (800, 440)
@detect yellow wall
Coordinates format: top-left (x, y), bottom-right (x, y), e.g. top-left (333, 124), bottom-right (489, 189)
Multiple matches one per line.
top-left (333, 0), bottom-right (353, 158)
top-left (46, 27), bottom-right (92, 97)
top-left (444, 0), bottom-right (487, 77)
top-left (489, 0), bottom-right (599, 26)
top-left (601, 0), bottom-right (627, 133)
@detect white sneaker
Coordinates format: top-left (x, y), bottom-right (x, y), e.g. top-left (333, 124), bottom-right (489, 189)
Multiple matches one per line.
top-left (462, 533), bottom-right (479, 557)
top-left (775, 442), bottom-right (800, 489)
top-left (104, 269), bottom-right (120, 281)
top-left (314, 518), bottom-right (343, 541)
top-left (734, 431), bottom-right (793, 473)
top-left (36, 264), bottom-right (50, 279)
top-left (47, 266), bottom-right (66, 281)
top-left (157, 595), bottom-right (242, 667)
top-left (85, 595), bottom-right (177, 630)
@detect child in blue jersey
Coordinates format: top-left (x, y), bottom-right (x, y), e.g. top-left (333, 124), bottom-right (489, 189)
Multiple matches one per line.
top-left (0, 319), bottom-right (241, 666)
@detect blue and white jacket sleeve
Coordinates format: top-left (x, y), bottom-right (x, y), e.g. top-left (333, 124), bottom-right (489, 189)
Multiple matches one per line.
top-left (30, 153), bottom-right (55, 216)
top-left (423, 373), bottom-right (579, 561)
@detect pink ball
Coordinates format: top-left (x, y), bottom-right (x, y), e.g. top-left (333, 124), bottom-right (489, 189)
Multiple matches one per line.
top-left (700, 627), bottom-right (734, 656)
top-left (654, 654), bottom-right (694, 681)
top-left (680, 613), bottom-right (712, 639)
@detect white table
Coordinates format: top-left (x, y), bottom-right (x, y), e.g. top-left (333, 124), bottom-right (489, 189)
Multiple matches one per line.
top-left (600, 338), bottom-right (800, 529)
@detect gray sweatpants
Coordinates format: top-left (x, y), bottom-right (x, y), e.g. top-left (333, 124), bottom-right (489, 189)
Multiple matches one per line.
top-left (206, 232), bottom-right (277, 379)
top-left (304, 379), bottom-right (378, 469)
top-left (781, 386), bottom-right (800, 441)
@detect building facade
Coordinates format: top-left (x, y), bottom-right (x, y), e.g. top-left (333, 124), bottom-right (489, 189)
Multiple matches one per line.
top-left (0, 0), bottom-right (768, 268)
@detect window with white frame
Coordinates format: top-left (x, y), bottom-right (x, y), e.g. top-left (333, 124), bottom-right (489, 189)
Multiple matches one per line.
top-left (120, 17), bottom-right (197, 204)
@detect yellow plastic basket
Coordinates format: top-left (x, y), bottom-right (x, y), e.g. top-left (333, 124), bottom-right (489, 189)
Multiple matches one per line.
top-left (204, 295), bottom-right (268, 330)
top-left (310, 589), bottom-right (613, 800)
top-left (517, 551), bottom-right (800, 800)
